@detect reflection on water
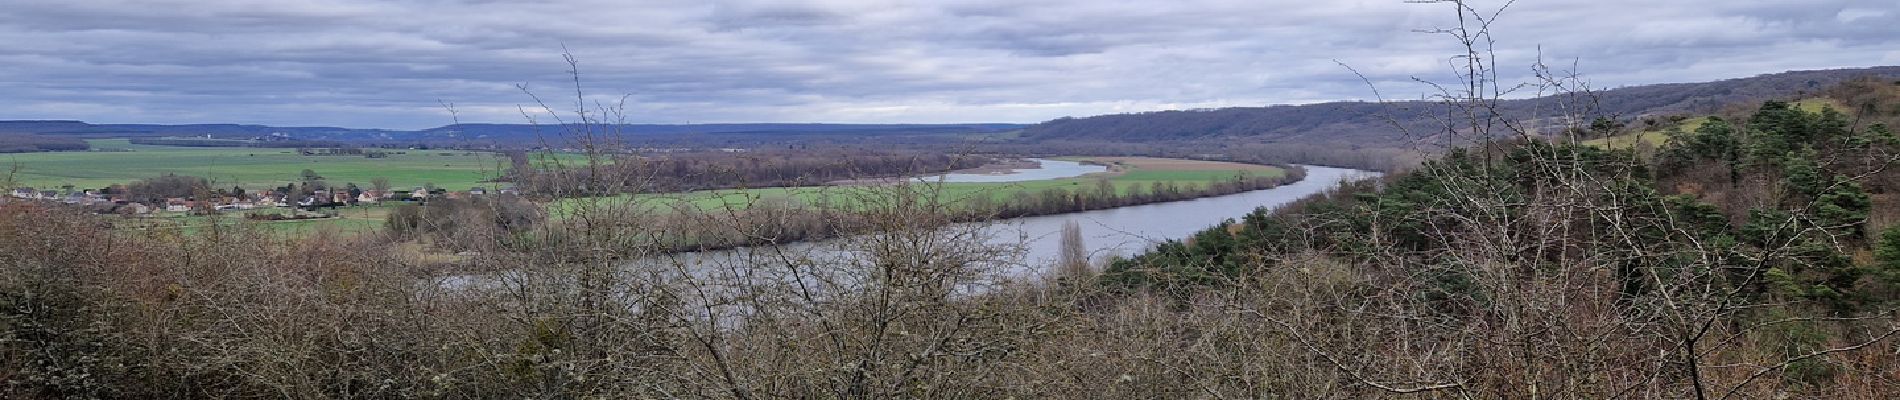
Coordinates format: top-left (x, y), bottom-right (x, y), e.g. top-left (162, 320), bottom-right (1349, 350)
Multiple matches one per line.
top-left (919, 158), bottom-right (1108, 183)
top-left (979, 165), bottom-right (1378, 276)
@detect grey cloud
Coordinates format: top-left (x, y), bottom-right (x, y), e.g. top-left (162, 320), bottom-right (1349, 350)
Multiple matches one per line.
top-left (0, 0), bottom-right (1896, 129)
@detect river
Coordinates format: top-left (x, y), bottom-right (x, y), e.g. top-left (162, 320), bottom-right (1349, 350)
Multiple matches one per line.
top-left (976, 165), bottom-right (1374, 269)
top-left (920, 158), bottom-right (1108, 183)
top-left (652, 165), bottom-right (1379, 280)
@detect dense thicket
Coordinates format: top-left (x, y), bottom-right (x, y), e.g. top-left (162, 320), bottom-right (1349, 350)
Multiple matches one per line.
top-left (1104, 96), bottom-right (1900, 397)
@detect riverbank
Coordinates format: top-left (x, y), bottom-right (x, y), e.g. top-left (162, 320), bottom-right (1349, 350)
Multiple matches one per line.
top-left (503, 163), bottom-right (1311, 261)
top-left (634, 165), bottom-right (1376, 275)
top-left (410, 157), bottom-right (1312, 263)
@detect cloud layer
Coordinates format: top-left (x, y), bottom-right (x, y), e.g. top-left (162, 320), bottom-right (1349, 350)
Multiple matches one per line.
top-left (2, 0), bottom-right (1896, 128)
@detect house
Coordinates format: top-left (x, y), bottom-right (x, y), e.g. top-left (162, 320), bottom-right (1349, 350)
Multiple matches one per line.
top-left (38, 190), bottom-right (59, 200)
top-left (498, 187), bottom-right (519, 195)
top-left (468, 187), bottom-right (487, 196)
top-left (165, 199), bottom-right (192, 212)
top-left (357, 191), bottom-right (382, 204)
top-left (10, 188), bottom-right (35, 198)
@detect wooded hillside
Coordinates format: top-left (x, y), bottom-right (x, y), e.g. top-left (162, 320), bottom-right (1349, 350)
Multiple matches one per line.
top-left (1024, 66), bottom-right (1900, 146)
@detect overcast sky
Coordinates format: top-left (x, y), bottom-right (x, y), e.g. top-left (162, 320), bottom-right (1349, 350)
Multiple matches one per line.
top-left (2, 0), bottom-right (1897, 129)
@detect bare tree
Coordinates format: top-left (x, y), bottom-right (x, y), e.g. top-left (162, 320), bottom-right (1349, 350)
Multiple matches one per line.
top-left (1057, 219), bottom-right (1091, 281)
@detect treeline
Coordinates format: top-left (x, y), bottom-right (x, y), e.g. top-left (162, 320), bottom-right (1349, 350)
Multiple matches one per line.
top-left (974, 140), bottom-right (1421, 172)
top-left (126, 138), bottom-right (350, 148)
top-left (1024, 101), bottom-right (1437, 143)
top-left (513, 150), bottom-right (995, 195)
top-left (971, 168), bottom-right (1305, 219)
top-left (0, 134), bottom-right (88, 153)
top-left (1021, 67), bottom-right (1900, 146)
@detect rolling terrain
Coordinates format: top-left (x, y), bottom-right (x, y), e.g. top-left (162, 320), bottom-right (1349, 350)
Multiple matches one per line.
top-left (1023, 66), bottom-right (1900, 146)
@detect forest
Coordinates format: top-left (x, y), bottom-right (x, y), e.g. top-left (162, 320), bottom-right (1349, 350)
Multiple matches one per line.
top-left (0, 134), bottom-right (88, 153)
top-left (1022, 67), bottom-right (1900, 147)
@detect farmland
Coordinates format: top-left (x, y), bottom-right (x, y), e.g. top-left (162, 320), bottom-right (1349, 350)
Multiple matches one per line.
top-left (22, 152), bottom-right (1288, 236)
top-left (1, 139), bottom-right (512, 191)
top-left (558, 156), bottom-right (1288, 213)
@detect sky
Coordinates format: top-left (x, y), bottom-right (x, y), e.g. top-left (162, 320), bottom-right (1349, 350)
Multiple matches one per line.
top-left (2, 0), bottom-right (1898, 129)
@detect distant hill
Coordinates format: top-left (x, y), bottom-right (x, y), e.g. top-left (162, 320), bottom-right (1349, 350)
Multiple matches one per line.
top-left (0, 121), bottom-right (1026, 147)
top-left (414, 123), bottom-right (1025, 142)
top-left (1023, 66), bottom-right (1900, 145)
top-left (0, 120), bottom-right (395, 140)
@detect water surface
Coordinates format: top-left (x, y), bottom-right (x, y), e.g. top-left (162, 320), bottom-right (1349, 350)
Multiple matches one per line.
top-left (977, 165), bottom-right (1376, 274)
top-left (664, 166), bottom-right (1378, 279)
top-left (919, 158), bottom-right (1108, 183)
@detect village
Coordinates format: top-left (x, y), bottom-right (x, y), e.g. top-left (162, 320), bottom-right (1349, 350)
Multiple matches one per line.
top-left (7, 184), bottom-right (518, 217)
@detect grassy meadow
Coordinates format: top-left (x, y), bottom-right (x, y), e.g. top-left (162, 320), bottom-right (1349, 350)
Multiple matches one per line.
top-left (1582, 98), bottom-right (1847, 149)
top-left (1, 139), bottom-right (512, 191)
top-left (555, 156), bottom-right (1287, 214)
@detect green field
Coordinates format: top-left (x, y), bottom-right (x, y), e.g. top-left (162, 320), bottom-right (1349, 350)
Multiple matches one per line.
top-left (1794, 98), bottom-right (1847, 113)
top-left (31, 150), bottom-right (1283, 236)
top-left (555, 157), bottom-right (1287, 214)
top-left (1583, 98), bottom-right (1846, 149)
top-left (1, 139), bottom-right (512, 191)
